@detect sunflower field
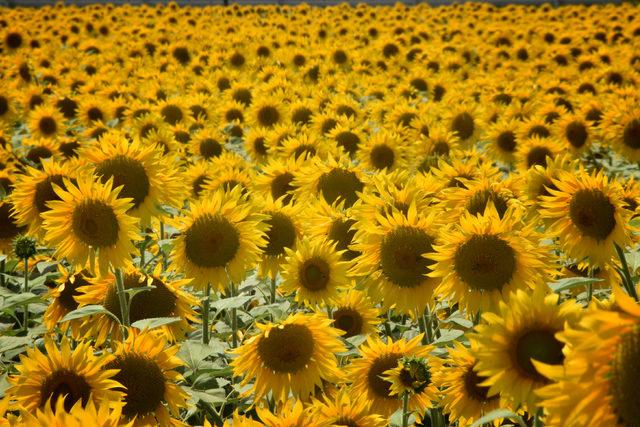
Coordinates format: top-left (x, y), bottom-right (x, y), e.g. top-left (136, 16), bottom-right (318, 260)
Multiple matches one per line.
top-left (0, 1), bottom-right (640, 426)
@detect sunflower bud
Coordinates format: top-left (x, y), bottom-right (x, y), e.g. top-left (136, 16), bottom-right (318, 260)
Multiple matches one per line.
top-left (13, 235), bottom-right (37, 259)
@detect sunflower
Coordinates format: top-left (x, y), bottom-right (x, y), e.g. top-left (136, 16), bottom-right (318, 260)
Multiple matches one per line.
top-left (444, 102), bottom-right (482, 145)
top-left (433, 341), bottom-right (504, 427)
top-left (603, 106), bottom-right (640, 161)
top-left (231, 312), bottom-right (345, 402)
top-left (257, 198), bottom-right (303, 279)
top-left (295, 154), bottom-right (366, 209)
top-left (43, 265), bottom-right (95, 334)
top-left (244, 127), bottom-right (271, 163)
top-left (76, 264), bottom-right (198, 345)
top-left (429, 155), bottom-right (499, 190)
top-left (83, 130), bottom-right (183, 223)
top-left (257, 400), bottom-right (318, 427)
top-left (443, 176), bottom-right (524, 221)
top-left (327, 289), bottom-right (380, 339)
top-left (106, 329), bottom-right (189, 426)
top-left (305, 198), bottom-right (361, 261)
top-left (357, 129), bottom-right (410, 172)
top-left (28, 105), bottom-right (65, 140)
top-left (0, 200), bottom-right (26, 254)
top-left (326, 118), bottom-right (366, 158)
top-left (249, 97), bottom-right (287, 129)
top-left (430, 204), bottom-right (548, 313)
top-left (23, 137), bottom-right (58, 165)
top-left (17, 397), bottom-right (131, 427)
top-left (470, 287), bottom-right (581, 410)
top-left (515, 136), bottom-right (565, 171)
top-left (348, 334), bottom-right (429, 417)
top-left (309, 386), bottom-right (386, 427)
top-left (484, 118), bottom-right (520, 164)
top-left (540, 168), bottom-right (632, 267)
top-left (556, 113), bottom-right (592, 153)
top-left (78, 98), bottom-right (110, 128)
top-left (170, 186), bottom-right (267, 290)
top-left (536, 286), bottom-right (640, 427)
top-left (7, 338), bottom-right (122, 413)
top-left (183, 161), bottom-right (212, 200)
top-left (41, 176), bottom-right (140, 276)
top-left (189, 128), bottom-right (225, 161)
top-left (382, 354), bottom-right (442, 414)
top-left (351, 202), bottom-right (441, 314)
top-left (254, 157), bottom-right (305, 205)
top-left (280, 132), bottom-right (333, 161)
top-left (10, 159), bottom-right (76, 237)
top-left (280, 237), bottom-right (350, 307)
top-left (157, 98), bottom-right (188, 126)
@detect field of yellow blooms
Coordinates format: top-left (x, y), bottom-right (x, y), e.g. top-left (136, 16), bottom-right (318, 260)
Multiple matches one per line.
top-left (0, 1), bottom-right (639, 426)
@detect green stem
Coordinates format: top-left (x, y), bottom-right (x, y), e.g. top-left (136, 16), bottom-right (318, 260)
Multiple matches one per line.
top-left (401, 392), bottom-right (410, 427)
top-left (114, 268), bottom-right (130, 329)
top-left (231, 285), bottom-right (238, 349)
top-left (615, 243), bottom-right (638, 301)
top-left (1, 259), bottom-right (6, 288)
top-left (383, 310), bottom-right (393, 339)
top-left (270, 277), bottom-right (276, 304)
top-left (22, 258), bottom-right (29, 331)
top-left (423, 307), bottom-right (434, 344)
top-left (533, 408), bottom-right (543, 427)
top-left (202, 283), bottom-right (211, 344)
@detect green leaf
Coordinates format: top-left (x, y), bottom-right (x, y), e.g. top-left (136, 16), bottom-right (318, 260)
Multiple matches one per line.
top-left (1, 293), bottom-right (42, 311)
top-left (549, 277), bottom-right (603, 293)
top-left (441, 316), bottom-right (473, 329)
top-left (210, 295), bottom-right (253, 311)
top-left (433, 329), bottom-right (465, 345)
top-left (36, 261), bottom-right (58, 273)
top-left (0, 336), bottom-right (31, 354)
top-left (131, 317), bottom-right (181, 331)
top-left (179, 341), bottom-right (220, 373)
top-left (470, 409), bottom-right (526, 427)
top-left (189, 388), bottom-right (227, 405)
top-left (61, 304), bottom-right (119, 324)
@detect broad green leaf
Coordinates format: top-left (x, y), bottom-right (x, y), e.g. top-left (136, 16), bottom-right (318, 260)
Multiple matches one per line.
top-left (210, 295), bottom-right (253, 311)
top-left (189, 388), bottom-right (226, 405)
top-left (131, 317), bottom-right (181, 331)
top-left (549, 277), bottom-right (603, 293)
top-left (433, 329), bottom-right (465, 345)
top-left (0, 336), bottom-right (31, 354)
top-left (61, 304), bottom-right (119, 324)
top-left (470, 409), bottom-right (526, 427)
top-left (1, 293), bottom-right (42, 311)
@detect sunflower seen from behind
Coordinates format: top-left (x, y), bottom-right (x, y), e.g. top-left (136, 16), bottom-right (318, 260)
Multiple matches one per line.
top-left (170, 186), bottom-right (267, 291)
top-left (41, 176), bottom-right (139, 276)
top-left (231, 312), bottom-right (345, 403)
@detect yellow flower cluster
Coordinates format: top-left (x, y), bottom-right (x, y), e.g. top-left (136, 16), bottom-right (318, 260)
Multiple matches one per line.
top-left (0, 2), bottom-right (639, 426)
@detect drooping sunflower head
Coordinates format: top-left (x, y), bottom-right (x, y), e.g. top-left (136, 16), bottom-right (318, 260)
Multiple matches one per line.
top-left (41, 176), bottom-right (140, 276)
top-left (231, 312), bottom-right (345, 402)
top-left (281, 237), bottom-right (351, 307)
top-left (170, 186), bottom-right (268, 290)
top-left (8, 337), bottom-right (122, 414)
top-left (106, 330), bottom-right (189, 426)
